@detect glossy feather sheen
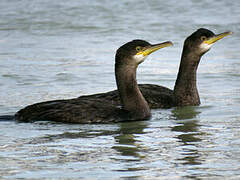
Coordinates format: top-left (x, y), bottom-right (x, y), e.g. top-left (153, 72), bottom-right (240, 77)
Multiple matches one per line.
top-left (15, 29), bottom-right (230, 123)
top-left (15, 40), bottom-right (158, 123)
top-left (15, 84), bottom-right (174, 123)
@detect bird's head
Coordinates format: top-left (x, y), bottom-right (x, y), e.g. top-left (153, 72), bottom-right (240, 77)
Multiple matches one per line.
top-left (115, 39), bottom-right (173, 66)
top-left (184, 28), bottom-right (232, 56)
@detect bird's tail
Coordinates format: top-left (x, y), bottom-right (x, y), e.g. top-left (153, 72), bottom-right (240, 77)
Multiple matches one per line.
top-left (0, 115), bottom-right (15, 121)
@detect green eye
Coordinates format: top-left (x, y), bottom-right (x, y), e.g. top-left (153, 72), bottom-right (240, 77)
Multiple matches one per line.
top-left (200, 36), bottom-right (207, 41)
top-left (136, 46), bottom-right (141, 52)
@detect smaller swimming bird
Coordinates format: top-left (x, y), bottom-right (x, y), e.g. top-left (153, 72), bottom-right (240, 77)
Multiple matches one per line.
top-left (15, 40), bottom-right (173, 123)
top-left (173, 28), bottom-right (232, 106)
top-left (83, 28), bottom-right (232, 108)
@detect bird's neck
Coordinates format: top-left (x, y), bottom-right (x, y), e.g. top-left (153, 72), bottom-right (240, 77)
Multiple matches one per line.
top-left (173, 48), bottom-right (201, 106)
top-left (115, 64), bottom-right (150, 120)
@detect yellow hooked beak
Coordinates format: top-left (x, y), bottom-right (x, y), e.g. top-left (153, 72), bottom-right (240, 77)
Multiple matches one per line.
top-left (136, 41), bottom-right (173, 56)
top-left (204, 31), bottom-right (232, 45)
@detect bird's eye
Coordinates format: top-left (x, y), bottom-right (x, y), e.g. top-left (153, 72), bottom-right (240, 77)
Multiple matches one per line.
top-left (200, 36), bottom-right (207, 41)
top-left (136, 46), bottom-right (141, 52)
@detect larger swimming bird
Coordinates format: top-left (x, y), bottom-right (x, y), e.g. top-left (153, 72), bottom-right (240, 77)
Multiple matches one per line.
top-left (15, 40), bottom-right (173, 123)
top-left (73, 28), bottom-right (232, 108)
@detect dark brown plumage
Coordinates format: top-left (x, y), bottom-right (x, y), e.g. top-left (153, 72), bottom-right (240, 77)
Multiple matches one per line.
top-left (75, 28), bottom-right (232, 108)
top-left (15, 29), bottom-right (232, 123)
top-left (174, 28), bottom-right (231, 106)
top-left (78, 84), bottom-right (175, 109)
top-left (15, 40), bottom-right (173, 123)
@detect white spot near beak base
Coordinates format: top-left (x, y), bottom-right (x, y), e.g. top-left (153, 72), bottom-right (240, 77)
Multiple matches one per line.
top-left (133, 54), bottom-right (147, 64)
top-left (200, 43), bottom-right (212, 51)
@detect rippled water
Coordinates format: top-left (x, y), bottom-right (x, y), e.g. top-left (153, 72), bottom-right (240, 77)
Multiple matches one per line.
top-left (0, 0), bottom-right (240, 179)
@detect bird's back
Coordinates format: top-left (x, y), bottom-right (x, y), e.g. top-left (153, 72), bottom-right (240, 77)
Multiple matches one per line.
top-left (15, 84), bottom-right (174, 123)
top-left (78, 84), bottom-right (175, 108)
top-left (15, 98), bottom-right (123, 123)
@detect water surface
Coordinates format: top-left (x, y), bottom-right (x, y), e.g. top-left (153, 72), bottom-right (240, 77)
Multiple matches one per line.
top-left (0, 0), bottom-right (240, 179)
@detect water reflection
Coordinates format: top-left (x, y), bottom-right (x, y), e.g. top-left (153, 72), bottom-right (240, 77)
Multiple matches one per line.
top-left (21, 121), bottom-right (149, 166)
top-left (171, 106), bottom-right (203, 165)
top-left (171, 106), bottom-right (201, 120)
top-left (112, 121), bottom-right (148, 161)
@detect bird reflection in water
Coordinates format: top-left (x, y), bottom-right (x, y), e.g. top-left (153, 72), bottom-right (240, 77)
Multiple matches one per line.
top-left (112, 121), bottom-right (148, 161)
top-left (171, 106), bottom-right (203, 165)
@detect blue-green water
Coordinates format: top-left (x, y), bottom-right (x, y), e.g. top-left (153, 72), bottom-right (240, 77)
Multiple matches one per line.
top-left (0, 0), bottom-right (240, 179)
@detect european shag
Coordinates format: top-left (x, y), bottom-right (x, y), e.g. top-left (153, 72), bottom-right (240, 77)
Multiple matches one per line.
top-left (173, 28), bottom-right (232, 106)
top-left (72, 28), bottom-right (232, 108)
top-left (15, 40), bottom-right (173, 123)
